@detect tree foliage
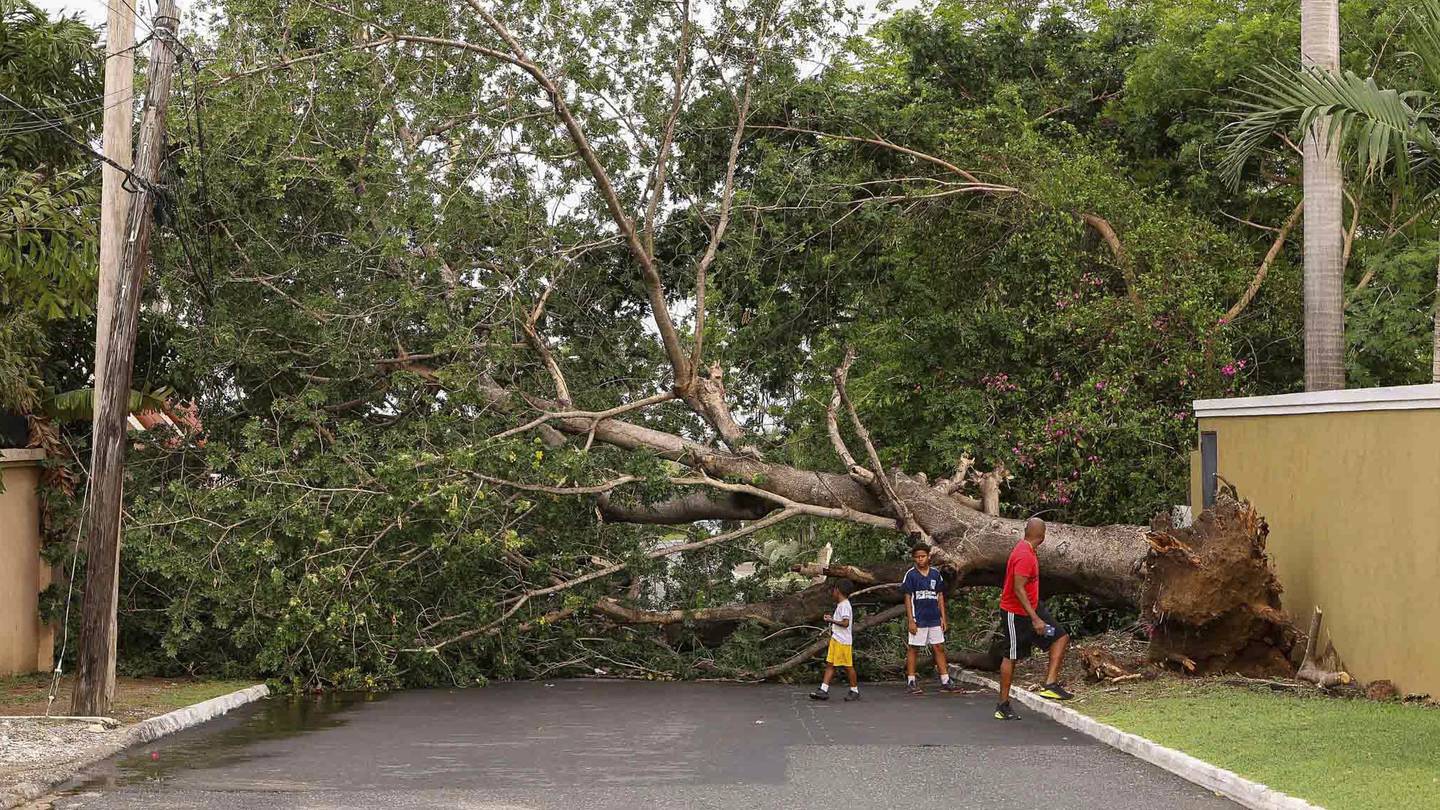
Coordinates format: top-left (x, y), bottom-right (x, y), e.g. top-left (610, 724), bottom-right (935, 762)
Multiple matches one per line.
top-left (22, 0), bottom-right (1440, 688)
top-left (0, 0), bottom-right (102, 413)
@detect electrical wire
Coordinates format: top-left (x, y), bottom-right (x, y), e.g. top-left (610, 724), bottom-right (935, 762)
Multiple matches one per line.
top-left (0, 90), bottom-right (162, 194)
top-left (44, 505), bottom-right (87, 717)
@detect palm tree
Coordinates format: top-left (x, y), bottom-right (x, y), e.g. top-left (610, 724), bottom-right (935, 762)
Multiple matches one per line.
top-left (1299, 0), bottom-right (1346, 392)
top-left (1223, 0), bottom-right (1440, 385)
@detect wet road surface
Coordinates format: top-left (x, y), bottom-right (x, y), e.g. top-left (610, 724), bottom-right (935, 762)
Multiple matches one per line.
top-left (46, 681), bottom-right (1237, 809)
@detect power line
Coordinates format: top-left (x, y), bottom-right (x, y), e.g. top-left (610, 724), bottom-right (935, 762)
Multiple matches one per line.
top-left (0, 90), bottom-right (162, 194)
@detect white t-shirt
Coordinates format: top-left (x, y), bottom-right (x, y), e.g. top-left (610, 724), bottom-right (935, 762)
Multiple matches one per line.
top-left (830, 599), bottom-right (854, 645)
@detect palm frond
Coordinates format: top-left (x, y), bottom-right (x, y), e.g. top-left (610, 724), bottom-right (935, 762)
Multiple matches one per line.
top-left (1407, 0), bottom-right (1440, 90)
top-left (43, 386), bottom-right (174, 424)
top-left (1220, 63), bottom-right (1440, 188)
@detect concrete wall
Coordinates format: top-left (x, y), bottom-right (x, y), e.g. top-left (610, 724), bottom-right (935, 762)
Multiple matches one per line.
top-left (0, 448), bottom-right (52, 676)
top-left (1192, 386), bottom-right (1440, 696)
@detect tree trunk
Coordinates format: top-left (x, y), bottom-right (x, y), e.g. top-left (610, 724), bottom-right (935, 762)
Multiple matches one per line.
top-left (479, 376), bottom-right (1305, 677)
top-left (1301, 0), bottom-right (1345, 391)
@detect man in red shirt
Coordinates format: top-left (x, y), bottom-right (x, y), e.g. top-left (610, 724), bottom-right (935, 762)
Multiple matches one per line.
top-left (994, 518), bottom-right (1074, 720)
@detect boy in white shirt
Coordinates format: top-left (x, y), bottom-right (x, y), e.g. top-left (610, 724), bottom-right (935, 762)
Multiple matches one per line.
top-left (809, 579), bottom-right (860, 701)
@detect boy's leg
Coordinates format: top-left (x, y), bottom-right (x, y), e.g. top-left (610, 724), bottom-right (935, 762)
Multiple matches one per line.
top-left (811, 660), bottom-right (836, 699)
top-left (846, 664), bottom-right (858, 688)
top-left (905, 643), bottom-right (918, 679)
top-left (932, 643), bottom-right (949, 678)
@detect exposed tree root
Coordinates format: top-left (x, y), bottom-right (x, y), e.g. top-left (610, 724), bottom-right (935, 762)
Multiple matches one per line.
top-left (1142, 491), bottom-right (1297, 677)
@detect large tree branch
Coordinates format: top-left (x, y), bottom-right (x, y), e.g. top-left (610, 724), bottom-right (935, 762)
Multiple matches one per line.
top-left (688, 7), bottom-right (768, 380)
top-left (597, 488), bottom-right (776, 524)
top-left (475, 474), bottom-right (640, 496)
top-left (826, 351), bottom-right (873, 484)
top-left (490, 390), bottom-right (677, 443)
top-left (1079, 213), bottom-right (1142, 310)
top-left (476, 376), bottom-right (1147, 604)
top-left (670, 475), bottom-right (897, 531)
top-left (1341, 189), bottom-right (1361, 274)
top-left (522, 269), bottom-right (573, 406)
top-left (756, 604), bottom-right (908, 679)
top-left (642, 0), bottom-right (693, 257)
top-left (685, 364), bottom-right (756, 455)
top-left (750, 125), bottom-right (1141, 306)
top-left (833, 347), bottom-right (925, 538)
top-left (1226, 199), bottom-right (1304, 322)
top-left (461, 1), bottom-right (692, 383)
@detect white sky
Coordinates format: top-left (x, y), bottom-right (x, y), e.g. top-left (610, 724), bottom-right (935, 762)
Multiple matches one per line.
top-left (34, 0), bottom-right (918, 39)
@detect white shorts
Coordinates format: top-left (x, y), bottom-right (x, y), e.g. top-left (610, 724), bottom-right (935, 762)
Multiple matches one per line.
top-left (908, 625), bottom-right (945, 646)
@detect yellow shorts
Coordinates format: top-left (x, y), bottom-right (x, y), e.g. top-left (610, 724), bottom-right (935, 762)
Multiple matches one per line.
top-left (825, 639), bottom-right (853, 667)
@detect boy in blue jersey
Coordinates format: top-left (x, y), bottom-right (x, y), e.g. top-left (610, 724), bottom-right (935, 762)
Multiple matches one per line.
top-left (902, 543), bottom-right (961, 695)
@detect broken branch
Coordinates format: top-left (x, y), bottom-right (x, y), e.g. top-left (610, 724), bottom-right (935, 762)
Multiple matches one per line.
top-left (1226, 199), bottom-right (1303, 322)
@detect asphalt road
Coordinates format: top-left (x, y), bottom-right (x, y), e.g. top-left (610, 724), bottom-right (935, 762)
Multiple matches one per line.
top-left (45, 681), bottom-right (1237, 809)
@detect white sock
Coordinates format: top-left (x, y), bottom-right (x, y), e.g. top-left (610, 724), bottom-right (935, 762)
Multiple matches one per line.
top-left (819, 682), bottom-right (830, 692)
top-left (941, 673), bottom-right (951, 685)
top-left (850, 686), bottom-right (859, 692)
top-left (907, 675), bottom-right (916, 685)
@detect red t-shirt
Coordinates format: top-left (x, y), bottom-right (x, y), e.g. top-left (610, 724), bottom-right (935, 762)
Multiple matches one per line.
top-left (1000, 540), bottom-right (1040, 615)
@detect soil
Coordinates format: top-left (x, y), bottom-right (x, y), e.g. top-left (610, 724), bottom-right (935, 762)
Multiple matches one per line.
top-left (1142, 492), bottom-right (1296, 677)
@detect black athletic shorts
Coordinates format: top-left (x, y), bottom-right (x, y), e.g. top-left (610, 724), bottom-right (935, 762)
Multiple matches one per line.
top-left (997, 604), bottom-right (1068, 660)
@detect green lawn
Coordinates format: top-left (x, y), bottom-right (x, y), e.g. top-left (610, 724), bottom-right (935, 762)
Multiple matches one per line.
top-left (0, 674), bottom-right (254, 723)
top-left (1074, 679), bottom-right (1440, 810)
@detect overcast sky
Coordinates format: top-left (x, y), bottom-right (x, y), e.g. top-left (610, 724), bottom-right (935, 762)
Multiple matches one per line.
top-left (34, 0), bottom-right (920, 39)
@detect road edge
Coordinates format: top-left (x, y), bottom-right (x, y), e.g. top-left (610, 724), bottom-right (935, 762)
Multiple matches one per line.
top-left (955, 670), bottom-right (1323, 810)
top-left (2, 683), bottom-right (269, 809)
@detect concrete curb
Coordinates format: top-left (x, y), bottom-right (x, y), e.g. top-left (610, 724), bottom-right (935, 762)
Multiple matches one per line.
top-left (956, 670), bottom-right (1322, 810)
top-left (2, 683), bottom-right (269, 809)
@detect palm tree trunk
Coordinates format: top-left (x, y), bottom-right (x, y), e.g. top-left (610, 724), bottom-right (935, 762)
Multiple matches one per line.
top-left (1301, 0), bottom-right (1346, 391)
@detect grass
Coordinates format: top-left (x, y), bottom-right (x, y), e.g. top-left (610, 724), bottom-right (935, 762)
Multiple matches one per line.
top-left (0, 674), bottom-right (254, 723)
top-left (1072, 678), bottom-right (1440, 810)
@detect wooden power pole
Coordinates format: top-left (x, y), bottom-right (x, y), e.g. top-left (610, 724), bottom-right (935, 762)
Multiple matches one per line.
top-left (73, 0), bottom-right (182, 718)
top-left (95, 0), bottom-right (136, 416)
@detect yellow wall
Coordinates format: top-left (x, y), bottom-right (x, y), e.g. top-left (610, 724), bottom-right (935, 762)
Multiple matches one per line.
top-left (1196, 410), bottom-right (1440, 696)
top-left (0, 450), bottom-right (52, 676)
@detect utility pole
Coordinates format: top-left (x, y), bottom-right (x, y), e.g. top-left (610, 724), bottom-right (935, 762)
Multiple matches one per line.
top-left (95, 0), bottom-right (136, 416)
top-left (73, 0), bottom-right (181, 718)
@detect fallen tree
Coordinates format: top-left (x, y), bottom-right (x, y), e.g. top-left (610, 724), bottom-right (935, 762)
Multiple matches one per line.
top-left (286, 0), bottom-right (1309, 679)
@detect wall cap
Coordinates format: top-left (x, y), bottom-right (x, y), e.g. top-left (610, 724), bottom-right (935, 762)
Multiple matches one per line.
top-left (0, 448), bottom-right (46, 467)
top-left (1195, 383), bottom-right (1440, 419)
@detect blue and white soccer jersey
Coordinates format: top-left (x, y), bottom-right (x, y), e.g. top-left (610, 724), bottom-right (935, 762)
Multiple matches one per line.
top-left (902, 566), bottom-right (945, 646)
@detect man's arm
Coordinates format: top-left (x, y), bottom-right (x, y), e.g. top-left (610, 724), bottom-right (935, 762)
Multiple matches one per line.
top-left (937, 591), bottom-right (948, 631)
top-left (905, 593), bottom-right (918, 634)
top-left (1014, 573), bottom-right (1046, 634)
